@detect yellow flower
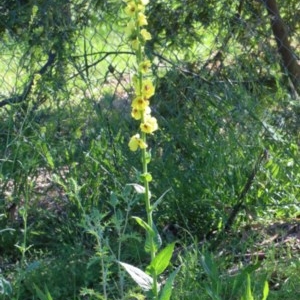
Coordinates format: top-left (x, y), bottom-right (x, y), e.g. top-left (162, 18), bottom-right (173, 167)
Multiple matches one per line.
top-left (129, 134), bottom-right (148, 151)
top-left (125, 20), bottom-right (136, 36)
top-left (140, 116), bottom-right (158, 134)
top-left (144, 106), bottom-right (151, 115)
top-left (124, 2), bottom-right (138, 16)
top-left (132, 78), bottom-right (155, 97)
top-left (131, 38), bottom-right (140, 50)
top-left (131, 106), bottom-right (151, 120)
top-left (137, 12), bottom-right (148, 26)
top-left (139, 60), bottom-right (151, 73)
top-left (124, 1), bottom-right (145, 16)
top-left (131, 108), bottom-right (142, 120)
top-left (124, 0), bottom-right (148, 5)
top-left (141, 79), bottom-right (155, 98)
top-left (138, 0), bottom-right (149, 5)
top-left (141, 29), bottom-right (151, 41)
top-left (132, 96), bottom-right (149, 110)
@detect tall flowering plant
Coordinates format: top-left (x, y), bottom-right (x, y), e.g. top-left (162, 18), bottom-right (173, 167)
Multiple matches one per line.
top-left (118, 1), bottom-right (179, 299)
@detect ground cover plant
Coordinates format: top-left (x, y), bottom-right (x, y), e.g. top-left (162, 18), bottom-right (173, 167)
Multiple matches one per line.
top-left (0, 0), bottom-right (299, 299)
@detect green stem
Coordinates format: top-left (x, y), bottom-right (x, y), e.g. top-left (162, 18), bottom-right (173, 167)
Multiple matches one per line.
top-left (134, 10), bottom-right (159, 299)
top-left (137, 49), bottom-right (158, 300)
top-left (141, 145), bottom-right (158, 298)
top-left (16, 181), bottom-right (29, 300)
top-left (98, 235), bottom-right (107, 299)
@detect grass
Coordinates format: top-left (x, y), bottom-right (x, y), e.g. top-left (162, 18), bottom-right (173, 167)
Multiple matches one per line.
top-left (0, 2), bottom-right (300, 299)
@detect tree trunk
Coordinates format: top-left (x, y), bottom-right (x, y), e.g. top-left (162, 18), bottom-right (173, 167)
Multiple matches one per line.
top-left (263, 0), bottom-right (300, 95)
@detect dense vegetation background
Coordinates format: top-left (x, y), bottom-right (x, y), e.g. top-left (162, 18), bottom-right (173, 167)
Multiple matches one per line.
top-left (0, 0), bottom-right (299, 299)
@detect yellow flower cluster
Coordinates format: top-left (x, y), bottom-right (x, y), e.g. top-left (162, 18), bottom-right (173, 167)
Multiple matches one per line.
top-left (124, 0), bottom-right (152, 50)
top-left (124, 0), bottom-right (158, 152)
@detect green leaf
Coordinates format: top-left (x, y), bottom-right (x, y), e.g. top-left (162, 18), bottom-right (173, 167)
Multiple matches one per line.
top-left (144, 223), bottom-right (162, 253)
top-left (246, 274), bottom-right (254, 300)
top-left (109, 191), bottom-right (119, 206)
top-left (75, 127), bottom-right (82, 139)
top-left (34, 284), bottom-right (53, 300)
top-left (262, 281), bottom-right (269, 300)
top-left (132, 216), bottom-right (154, 235)
top-left (38, 141), bottom-right (55, 169)
top-left (241, 274), bottom-right (254, 300)
top-left (128, 183), bottom-right (145, 194)
top-left (140, 172), bottom-right (152, 182)
top-left (271, 163), bottom-right (280, 178)
top-left (232, 263), bottom-right (261, 296)
top-left (153, 224), bottom-right (162, 250)
top-left (200, 253), bottom-right (219, 280)
top-left (152, 188), bottom-right (172, 211)
top-left (145, 232), bottom-right (153, 253)
top-left (145, 150), bottom-right (152, 164)
top-left (147, 243), bottom-right (175, 276)
top-left (0, 276), bottom-right (12, 296)
top-left (118, 261), bottom-right (156, 291)
top-left (159, 266), bottom-right (181, 300)
top-left (26, 260), bottom-right (41, 272)
top-left (242, 262), bottom-right (262, 274)
top-left (127, 183), bottom-right (152, 199)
